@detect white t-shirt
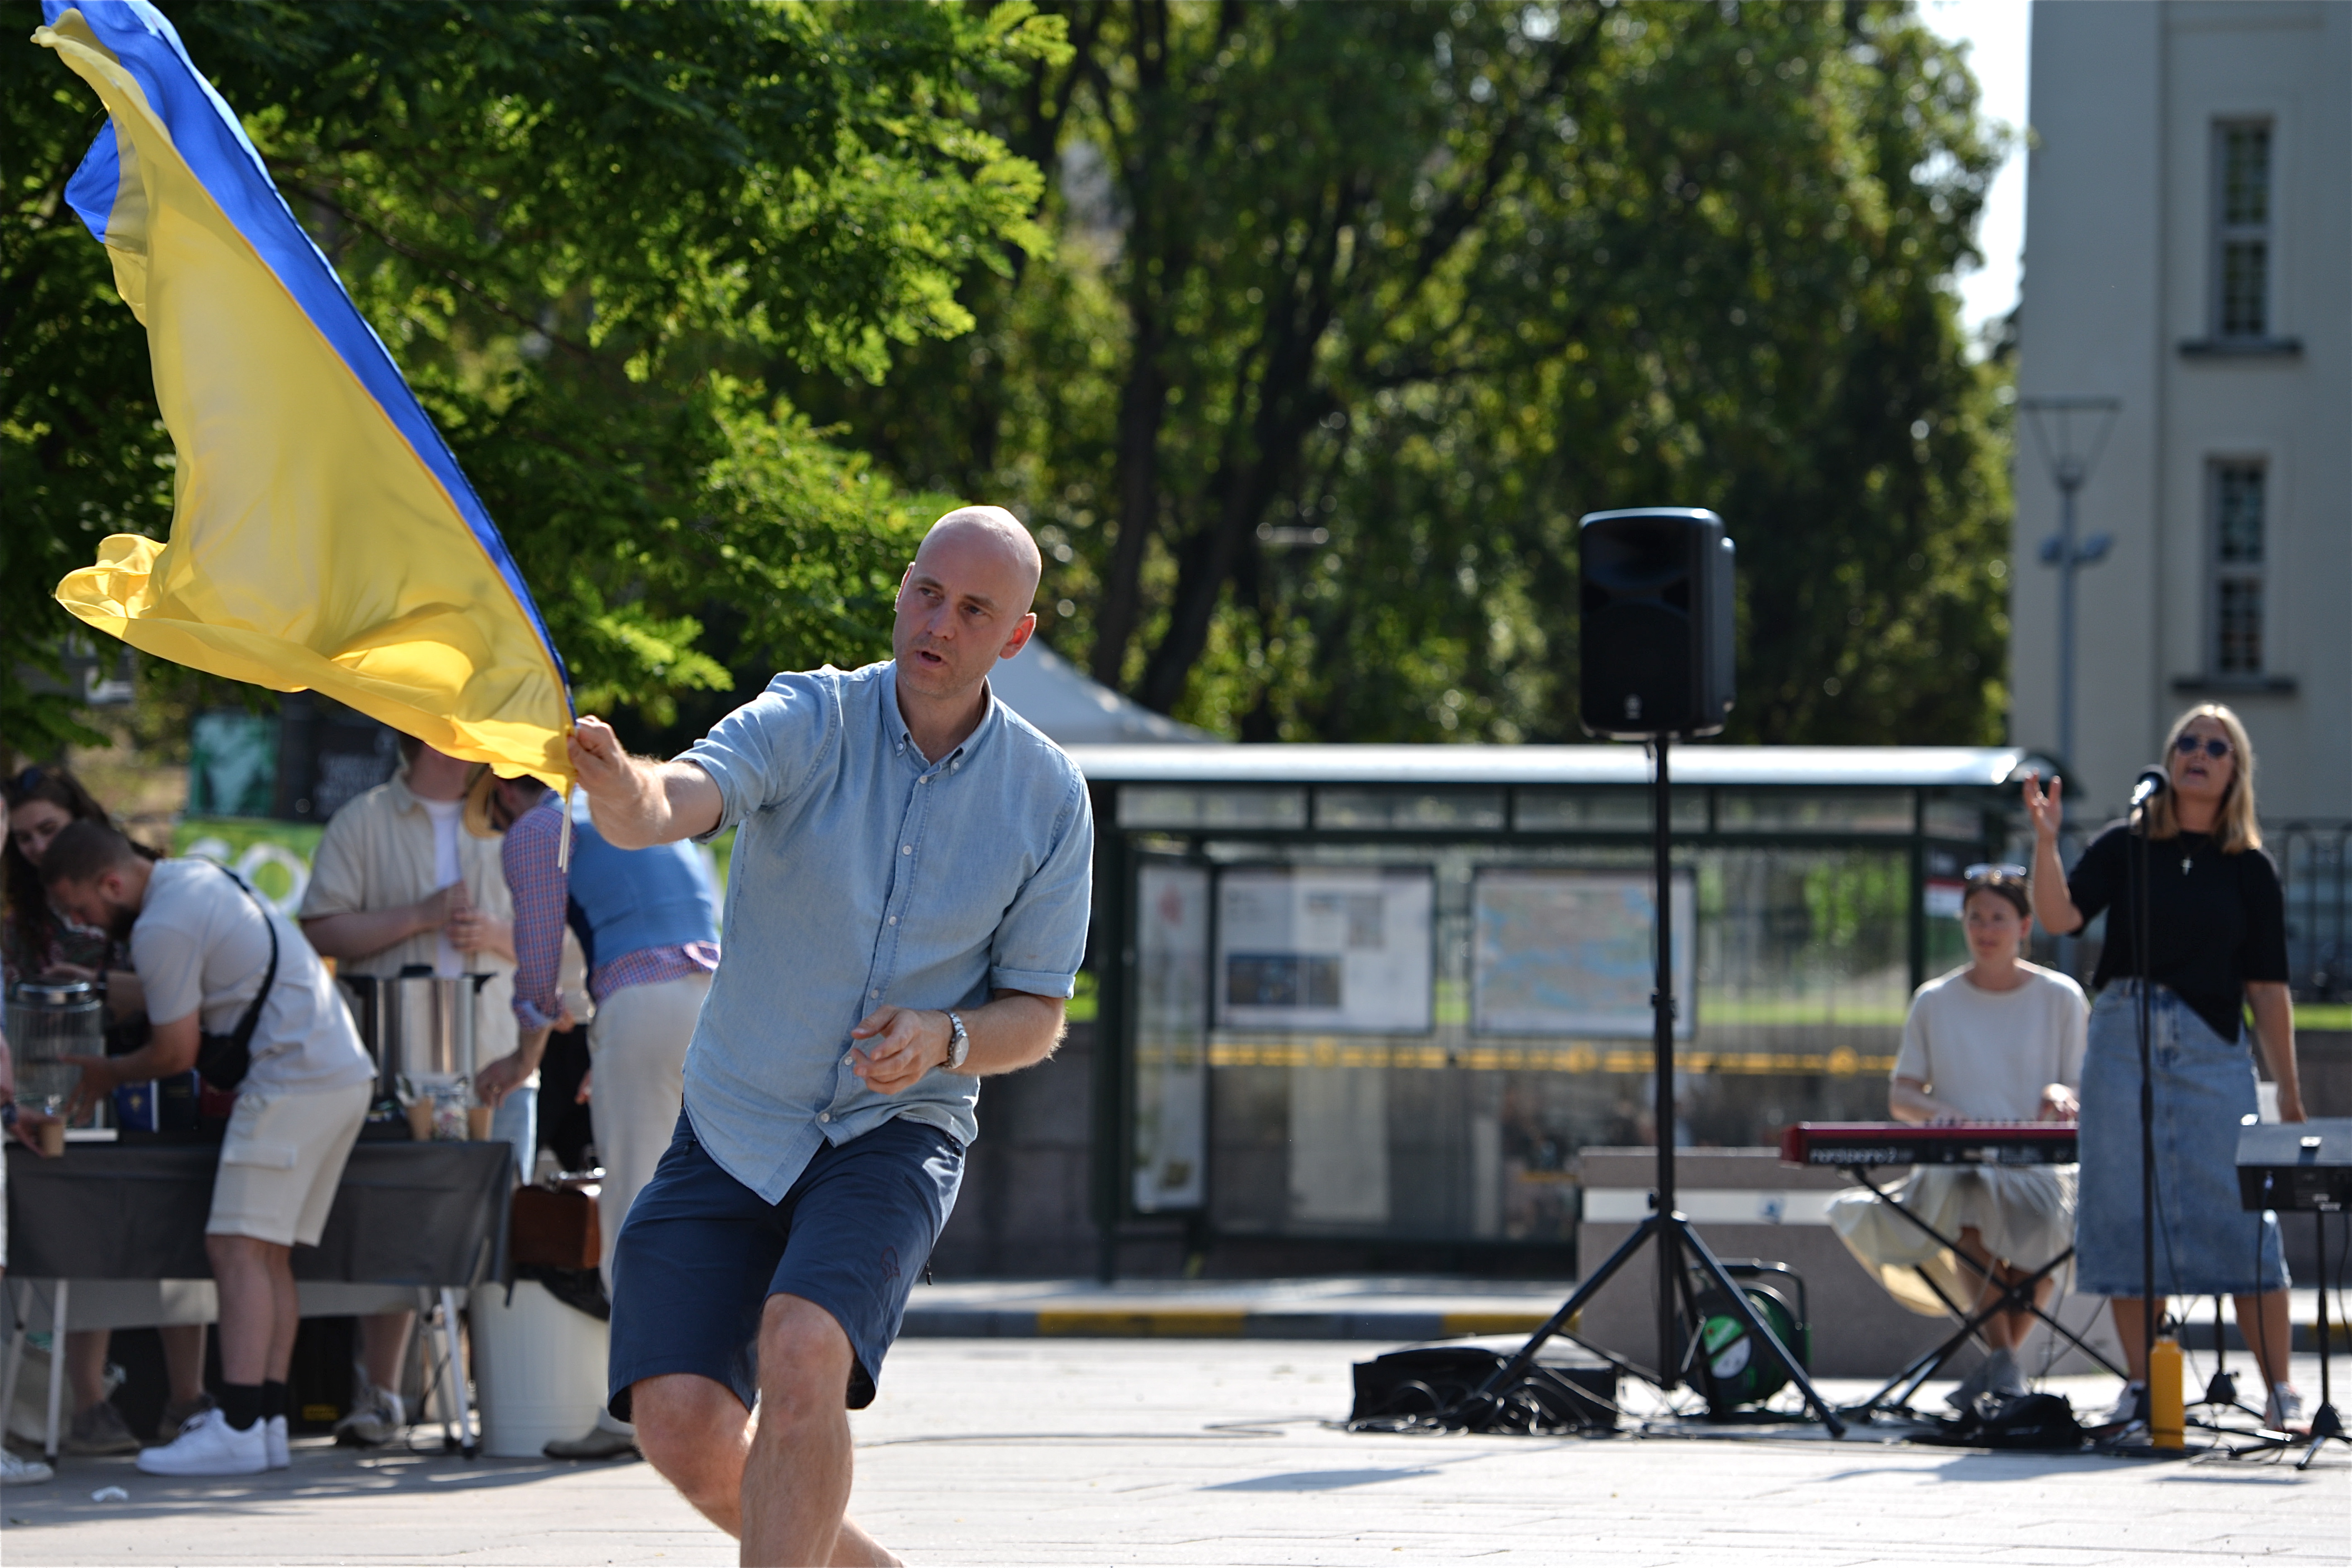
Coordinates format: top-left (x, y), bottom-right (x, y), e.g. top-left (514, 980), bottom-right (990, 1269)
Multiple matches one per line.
top-left (133, 859), bottom-right (375, 1096)
top-left (1892, 962), bottom-right (2088, 1121)
top-left (418, 795), bottom-right (465, 978)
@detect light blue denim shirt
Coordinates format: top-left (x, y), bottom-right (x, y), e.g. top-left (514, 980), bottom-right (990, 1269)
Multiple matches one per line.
top-left (678, 660), bottom-right (1094, 1202)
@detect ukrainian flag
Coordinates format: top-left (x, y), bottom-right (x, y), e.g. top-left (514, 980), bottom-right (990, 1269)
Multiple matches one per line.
top-left (35, 0), bottom-right (571, 786)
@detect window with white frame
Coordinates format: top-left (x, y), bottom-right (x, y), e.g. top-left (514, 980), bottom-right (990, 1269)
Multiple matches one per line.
top-left (2212, 122), bottom-right (2273, 341)
top-left (2209, 461), bottom-right (2267, 677)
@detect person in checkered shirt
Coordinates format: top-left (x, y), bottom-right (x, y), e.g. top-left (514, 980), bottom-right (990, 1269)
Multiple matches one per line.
top-left (475, 772), bottom-right (720, 1460)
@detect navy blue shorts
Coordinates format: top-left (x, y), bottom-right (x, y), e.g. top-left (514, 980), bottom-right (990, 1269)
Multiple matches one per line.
top-left (607, 1110), bottom-right (963, 1419)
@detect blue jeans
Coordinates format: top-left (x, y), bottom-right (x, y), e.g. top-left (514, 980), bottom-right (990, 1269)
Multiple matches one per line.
top-left (2076, 982), bottom-right (2287, 1297)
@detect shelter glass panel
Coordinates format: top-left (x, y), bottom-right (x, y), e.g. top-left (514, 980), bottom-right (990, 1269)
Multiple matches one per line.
top-left (1715, 791), bottom-right (1913, 834)
top-left (1515, 788), bottom-right (1702, 832)
top-left (1118, 785), bottom-right (1307, 831)
top-left (1315, 787), bottom-right (1505, 831)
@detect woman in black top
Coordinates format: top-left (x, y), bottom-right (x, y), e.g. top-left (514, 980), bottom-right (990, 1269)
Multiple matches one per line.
top-left (2025, 703), bottom-right (2306, 1433)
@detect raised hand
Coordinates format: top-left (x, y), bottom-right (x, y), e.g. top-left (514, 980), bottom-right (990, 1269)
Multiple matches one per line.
top-left (2022, 770), bottom-right (2064, 842)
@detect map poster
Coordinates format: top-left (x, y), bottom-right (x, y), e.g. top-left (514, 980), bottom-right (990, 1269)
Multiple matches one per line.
top-left (1132, 862), bottom-right (1210, 1213)
top-left (1472, 869), bottom-right (1697, 1039)
top-left (1215, 867), bottom-right (1434, 1034)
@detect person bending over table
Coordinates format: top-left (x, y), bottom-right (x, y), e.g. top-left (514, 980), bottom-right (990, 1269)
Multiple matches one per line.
top-left (2026, 702), bottom-right (2306, 1435)
top-left (571, 506), bottom-right (1093, 1567)
top-left (1828, 866), bottom-right (2086, 1408)
top-left (44, 821), bottom-right (377, 1477)
top-left (4, 765), bottom-right (211, 1454)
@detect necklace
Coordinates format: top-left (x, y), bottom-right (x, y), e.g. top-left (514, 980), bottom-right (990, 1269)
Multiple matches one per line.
top-left (2182, 850), bottom-right (2193, 875)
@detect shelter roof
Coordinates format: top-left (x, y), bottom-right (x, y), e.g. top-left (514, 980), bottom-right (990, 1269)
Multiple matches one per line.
top-left (1063, 744), bottom-right (2048, 790)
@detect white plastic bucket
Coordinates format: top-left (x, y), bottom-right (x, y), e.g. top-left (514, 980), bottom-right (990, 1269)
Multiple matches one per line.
top-left (467, 1280), bottom-right (609, 1458)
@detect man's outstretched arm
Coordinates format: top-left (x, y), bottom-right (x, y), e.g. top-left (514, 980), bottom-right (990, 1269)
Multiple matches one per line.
top-left (570, 716), bottom-right (724, 848)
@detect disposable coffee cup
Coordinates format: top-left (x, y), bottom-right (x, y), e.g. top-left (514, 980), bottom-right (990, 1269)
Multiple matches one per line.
top-left (36, 1119), bottom-right (67, 1157)
top-left (406, 1099), bottom-right (435, 1142)
top-left (467, 1104), bottom-right (494, 1142)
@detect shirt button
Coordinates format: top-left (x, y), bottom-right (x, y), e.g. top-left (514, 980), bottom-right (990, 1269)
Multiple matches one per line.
top-left (818, 1112), bottom-right (831, 1124)
top-left (887, 915), bottom-right (898, 926)
top-left (870, 988), bottom-right (881, 998)
top-left (901, 844), bottom-right (912, 855)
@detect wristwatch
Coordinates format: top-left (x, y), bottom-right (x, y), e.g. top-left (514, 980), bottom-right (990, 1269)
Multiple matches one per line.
top-left (942, 1010), bottom-right (970, 1072)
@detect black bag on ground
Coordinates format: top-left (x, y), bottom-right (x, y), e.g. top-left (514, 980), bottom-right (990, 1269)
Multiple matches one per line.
top-left (1923, 1391), bottom-right (2088, 1450)
top-left (193, 864), bottom-right (279, 1093)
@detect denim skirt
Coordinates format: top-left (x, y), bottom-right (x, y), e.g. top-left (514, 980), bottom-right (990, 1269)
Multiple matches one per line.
top-left (2076, 981), bottom-right (2287, 1297)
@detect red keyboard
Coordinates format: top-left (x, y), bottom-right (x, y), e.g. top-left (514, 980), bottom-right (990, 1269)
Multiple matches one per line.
top-left (1780, 1121), bottom-right (2078, 1168)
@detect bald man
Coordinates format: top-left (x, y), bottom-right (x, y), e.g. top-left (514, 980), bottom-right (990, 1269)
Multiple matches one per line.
top-left (567, 508), bottom-right (1094, 1565)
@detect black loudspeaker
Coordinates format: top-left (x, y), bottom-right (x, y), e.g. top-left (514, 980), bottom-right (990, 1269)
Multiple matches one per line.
top-left (1578, 507), bottom-right (1735, 738)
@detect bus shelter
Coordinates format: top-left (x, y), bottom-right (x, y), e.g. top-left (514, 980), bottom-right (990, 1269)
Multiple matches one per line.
top-left (1068, 744), bottom-right (2047, 1263)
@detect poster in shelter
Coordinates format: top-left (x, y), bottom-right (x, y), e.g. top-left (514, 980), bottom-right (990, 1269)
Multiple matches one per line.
top-left (1472, 869), bottom-right (1696, 1038)
top-left (1132, 862), bottom-right (1210, 1211)
top-left (1215, 867), bottom-right (1433, 1033)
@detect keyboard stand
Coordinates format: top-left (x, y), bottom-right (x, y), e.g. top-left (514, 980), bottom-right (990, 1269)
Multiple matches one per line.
top-left (1838, 1164), bottom-right (2124, 1422)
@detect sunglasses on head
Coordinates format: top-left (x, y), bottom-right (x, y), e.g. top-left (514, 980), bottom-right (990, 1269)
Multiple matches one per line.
top-left (1963, 863), bottom-right (2027, 884)
top-left (2173, 734), bottom-right (2233, 760)
top-left (6, 766), bottom-right (47, 793)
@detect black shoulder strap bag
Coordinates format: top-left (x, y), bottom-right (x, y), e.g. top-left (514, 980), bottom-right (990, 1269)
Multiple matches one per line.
top-left (194, 864), bottom-right (280, 1094)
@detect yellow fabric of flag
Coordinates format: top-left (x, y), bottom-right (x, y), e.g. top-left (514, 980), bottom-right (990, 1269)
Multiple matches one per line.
top-left (39, 4), bottom-right (570, 786)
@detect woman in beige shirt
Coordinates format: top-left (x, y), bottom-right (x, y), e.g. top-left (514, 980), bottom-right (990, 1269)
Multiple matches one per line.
top-left (1828, 867), bottom-right (2087, 1407)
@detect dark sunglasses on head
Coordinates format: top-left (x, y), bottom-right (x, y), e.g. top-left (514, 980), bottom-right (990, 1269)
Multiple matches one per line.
top-left (2173, 734), bottom-right (2233, 760)
top-left (1964, 863), bottom-right (2027, 884)
top-left (6, 765), bottom-right (47, 793)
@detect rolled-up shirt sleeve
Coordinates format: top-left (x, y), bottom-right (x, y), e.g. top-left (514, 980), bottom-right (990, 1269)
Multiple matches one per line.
top-left (680, 673), bottom-right (833, 840)
top-left (504, 798), bottom-right (569, 1031)
top-left (987, 773), bottom-right (1095, 999)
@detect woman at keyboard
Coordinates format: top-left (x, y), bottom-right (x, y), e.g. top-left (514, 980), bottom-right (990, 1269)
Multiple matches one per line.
top-left (1828, 865), bottom-right (2087, 1409)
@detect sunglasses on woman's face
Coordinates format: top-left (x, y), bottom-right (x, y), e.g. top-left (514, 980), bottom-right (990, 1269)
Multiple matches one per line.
top-left (2173, 734), bottom-right (2233, 761)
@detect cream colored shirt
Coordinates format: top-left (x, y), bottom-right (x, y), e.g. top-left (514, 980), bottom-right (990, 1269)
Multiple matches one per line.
top-left (299, 768), bottom-right (516, 1061)
top-left (1892, 962), bottom-right (2088, 1121)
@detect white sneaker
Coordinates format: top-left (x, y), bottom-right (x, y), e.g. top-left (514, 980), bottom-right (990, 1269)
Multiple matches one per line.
top-left (1, 1448), bottom-right (55, 1485)
top-left (2264, 1383), bottom-right (2305, 1433)
top-left (135, 1408), bottom-right (268, 1476)
top-left (2100, 1383), bottom-right (2147, 1428)
top-left (265, 1414), bottom-right (290, 1470)
top-left (332, 1386), bottom-right (404, 1448)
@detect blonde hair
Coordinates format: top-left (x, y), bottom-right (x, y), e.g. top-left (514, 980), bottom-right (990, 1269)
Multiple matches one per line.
top-left (2141, 703), bottom-right (2261, 852)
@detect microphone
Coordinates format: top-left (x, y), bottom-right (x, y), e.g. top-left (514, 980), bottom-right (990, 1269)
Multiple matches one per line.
top-left (2129, 768), bottom-right (2168, 810)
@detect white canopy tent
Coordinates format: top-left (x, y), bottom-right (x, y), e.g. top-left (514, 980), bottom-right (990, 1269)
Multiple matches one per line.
top-left (989, 638), bottom-right (1219, 747)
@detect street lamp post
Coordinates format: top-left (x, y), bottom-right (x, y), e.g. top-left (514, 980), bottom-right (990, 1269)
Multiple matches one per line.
top-left (2019, 395), bottom-right (2122, 777)
top-left (2019, 395), bottom-right (2120, 983)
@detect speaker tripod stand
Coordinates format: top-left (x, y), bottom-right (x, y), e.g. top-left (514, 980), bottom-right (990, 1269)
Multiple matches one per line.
top-left (1454, 733), bottom-right (1846, 1438)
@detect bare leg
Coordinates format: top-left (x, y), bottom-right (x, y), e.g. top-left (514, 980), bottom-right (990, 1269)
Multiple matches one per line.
top-left (2232, 1290), bottom-right (2293, 1392)
top-left (2108, 1297), bottom-right (2163, 1384)
top-left (207, 1234), bottom-right (295, 1386)
top-left (159, 1325), bottom-right (208, 1406)
top-left (632, 1372), bottom-right (756, 1538)
top-left (1954, 1230), bottom-right (2017, 1350)
top-left (64, 1329), bottom-right (112, 1414)
top-left (357, 1311), bottom-right (415, 1395)
top-left (740, 1295), bottom-right (895, 1568)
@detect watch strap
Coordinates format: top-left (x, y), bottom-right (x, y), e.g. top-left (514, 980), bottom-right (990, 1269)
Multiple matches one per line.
top-left (943, 1009), bottom-right (970, 1071)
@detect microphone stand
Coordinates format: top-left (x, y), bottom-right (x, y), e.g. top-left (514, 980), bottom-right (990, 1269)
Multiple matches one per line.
top-left (2134, 793), bottom-right (2158, 1416)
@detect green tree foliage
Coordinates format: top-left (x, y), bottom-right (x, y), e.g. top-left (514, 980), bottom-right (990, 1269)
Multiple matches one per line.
top-left (1, 0), bottom-right (1068, 754)
top-left (792, 0), bottom-right (2013, 744)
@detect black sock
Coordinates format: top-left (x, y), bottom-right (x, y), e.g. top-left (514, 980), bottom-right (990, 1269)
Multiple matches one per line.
top-left (221, 1382), bottom-right (262, 1432)
top-left (261, 1380), bottom-right (289, 1422)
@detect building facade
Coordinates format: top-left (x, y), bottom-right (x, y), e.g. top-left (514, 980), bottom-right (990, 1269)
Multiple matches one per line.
top-left (2013, 1), bottom-right (2348, 822)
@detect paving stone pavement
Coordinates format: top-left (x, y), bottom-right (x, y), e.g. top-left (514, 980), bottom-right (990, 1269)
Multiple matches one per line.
top-left (2, 1342), bottom-right (2344, 1565)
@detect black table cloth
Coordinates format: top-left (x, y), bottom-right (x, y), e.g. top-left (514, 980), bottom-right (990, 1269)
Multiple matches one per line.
top-left (3, 1139), bottom-right (508, 1286)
